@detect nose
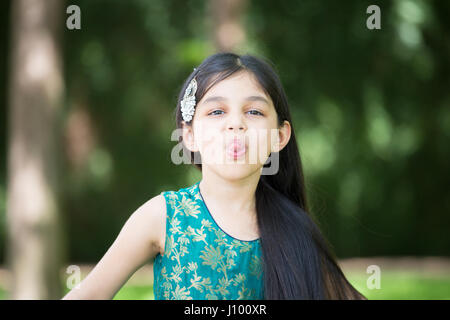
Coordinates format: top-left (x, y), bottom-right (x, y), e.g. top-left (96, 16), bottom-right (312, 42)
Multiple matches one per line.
top-left (227, 113), bottom-right (246, 132)
top-left (228, 125), bottom-right (244, 131)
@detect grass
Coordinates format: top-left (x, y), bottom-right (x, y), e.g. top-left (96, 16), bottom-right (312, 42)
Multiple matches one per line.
top-left (346, 271), bottom-right (450, 300)
top-left (113, 285), bottom-right (154, 300)
top-left (58, 284), bottom-right (154, 300)
top-left (1, 271), bottom-right (449, 300)
top-left (110, 271), bottom-right (450, 299)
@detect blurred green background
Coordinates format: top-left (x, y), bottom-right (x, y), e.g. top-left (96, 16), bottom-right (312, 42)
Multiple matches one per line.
top-left (0, 0), bottom-right (449, 299)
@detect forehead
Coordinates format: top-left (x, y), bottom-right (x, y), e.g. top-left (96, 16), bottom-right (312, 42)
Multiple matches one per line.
top-left (198, 71), bottom-right (272, 106)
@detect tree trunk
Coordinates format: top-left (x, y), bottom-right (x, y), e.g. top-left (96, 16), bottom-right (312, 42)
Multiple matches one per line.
top-left (209, 0), bottom-right (248, 52)
top-left (6, 0), bottom-right (65, 299)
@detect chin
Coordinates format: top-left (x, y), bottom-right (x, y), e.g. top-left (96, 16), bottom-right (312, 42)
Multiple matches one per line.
top-left (211, 162), bottom-right (262, 181)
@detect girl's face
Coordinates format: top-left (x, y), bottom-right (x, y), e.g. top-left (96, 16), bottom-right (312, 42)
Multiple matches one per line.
top-left (183, 71), bottom-right (291, 180)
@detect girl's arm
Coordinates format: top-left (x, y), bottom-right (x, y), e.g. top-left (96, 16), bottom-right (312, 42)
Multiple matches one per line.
top-left (62, 194), bottom-right (166, 300)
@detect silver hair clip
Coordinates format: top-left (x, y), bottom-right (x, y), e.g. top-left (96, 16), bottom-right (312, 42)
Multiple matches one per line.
top-left (180, 77), bottom-right (197, 123)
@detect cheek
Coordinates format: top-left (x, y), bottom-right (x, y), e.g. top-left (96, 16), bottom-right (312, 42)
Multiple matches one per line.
top-left (247, 126), bottom-right (278, 156)
top-left (193, 124), bottom-right (222, 155)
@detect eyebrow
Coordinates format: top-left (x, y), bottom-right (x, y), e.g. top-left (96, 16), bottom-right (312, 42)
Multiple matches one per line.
top-left (202, 95), bottom-right (270, 106)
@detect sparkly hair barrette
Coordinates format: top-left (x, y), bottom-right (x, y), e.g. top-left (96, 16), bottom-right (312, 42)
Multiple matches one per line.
top-left (180, 68), bottom-right (198, 123)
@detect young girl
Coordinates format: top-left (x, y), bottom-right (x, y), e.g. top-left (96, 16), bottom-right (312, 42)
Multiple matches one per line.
top-left (63, 52), bottom-right (366, 300)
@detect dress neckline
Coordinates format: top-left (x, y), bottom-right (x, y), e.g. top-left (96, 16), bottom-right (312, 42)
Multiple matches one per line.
top-left (195, 181), bottom-right (260, 243)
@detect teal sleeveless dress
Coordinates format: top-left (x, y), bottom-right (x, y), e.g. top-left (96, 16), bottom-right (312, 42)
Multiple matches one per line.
top-left (153, 181), bottom-right (264, 300)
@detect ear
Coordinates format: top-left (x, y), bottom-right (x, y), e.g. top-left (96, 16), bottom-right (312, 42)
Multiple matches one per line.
top-left (272, 120), bottom-right (291, 153)
top-left (182, 121), bottom-right (199, 152)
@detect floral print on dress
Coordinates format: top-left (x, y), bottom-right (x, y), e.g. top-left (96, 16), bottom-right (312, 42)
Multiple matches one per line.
top-left (153, 182), bottom-right (264, 300)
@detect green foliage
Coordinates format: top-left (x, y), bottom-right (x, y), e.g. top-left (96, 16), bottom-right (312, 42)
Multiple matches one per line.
top-left (61, 0), bottom-right (213, 262)
top-left (0, 0), bottom-right (449, 264)
top-left (244, 0), bottom-right (450, 257)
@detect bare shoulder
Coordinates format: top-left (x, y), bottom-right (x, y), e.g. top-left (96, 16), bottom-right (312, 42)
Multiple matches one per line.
top-left (131, 193), bottom-right (167, 257)
top-left (140, 193), bottom-right (166, 216)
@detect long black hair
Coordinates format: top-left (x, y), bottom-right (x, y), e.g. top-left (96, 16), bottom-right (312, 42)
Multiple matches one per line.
top-left (174, 52), bottom-right (366, 300)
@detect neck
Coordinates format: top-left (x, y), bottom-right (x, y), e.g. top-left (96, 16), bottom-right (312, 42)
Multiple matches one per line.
top-left (198, 167), bottom-right (261, 218)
